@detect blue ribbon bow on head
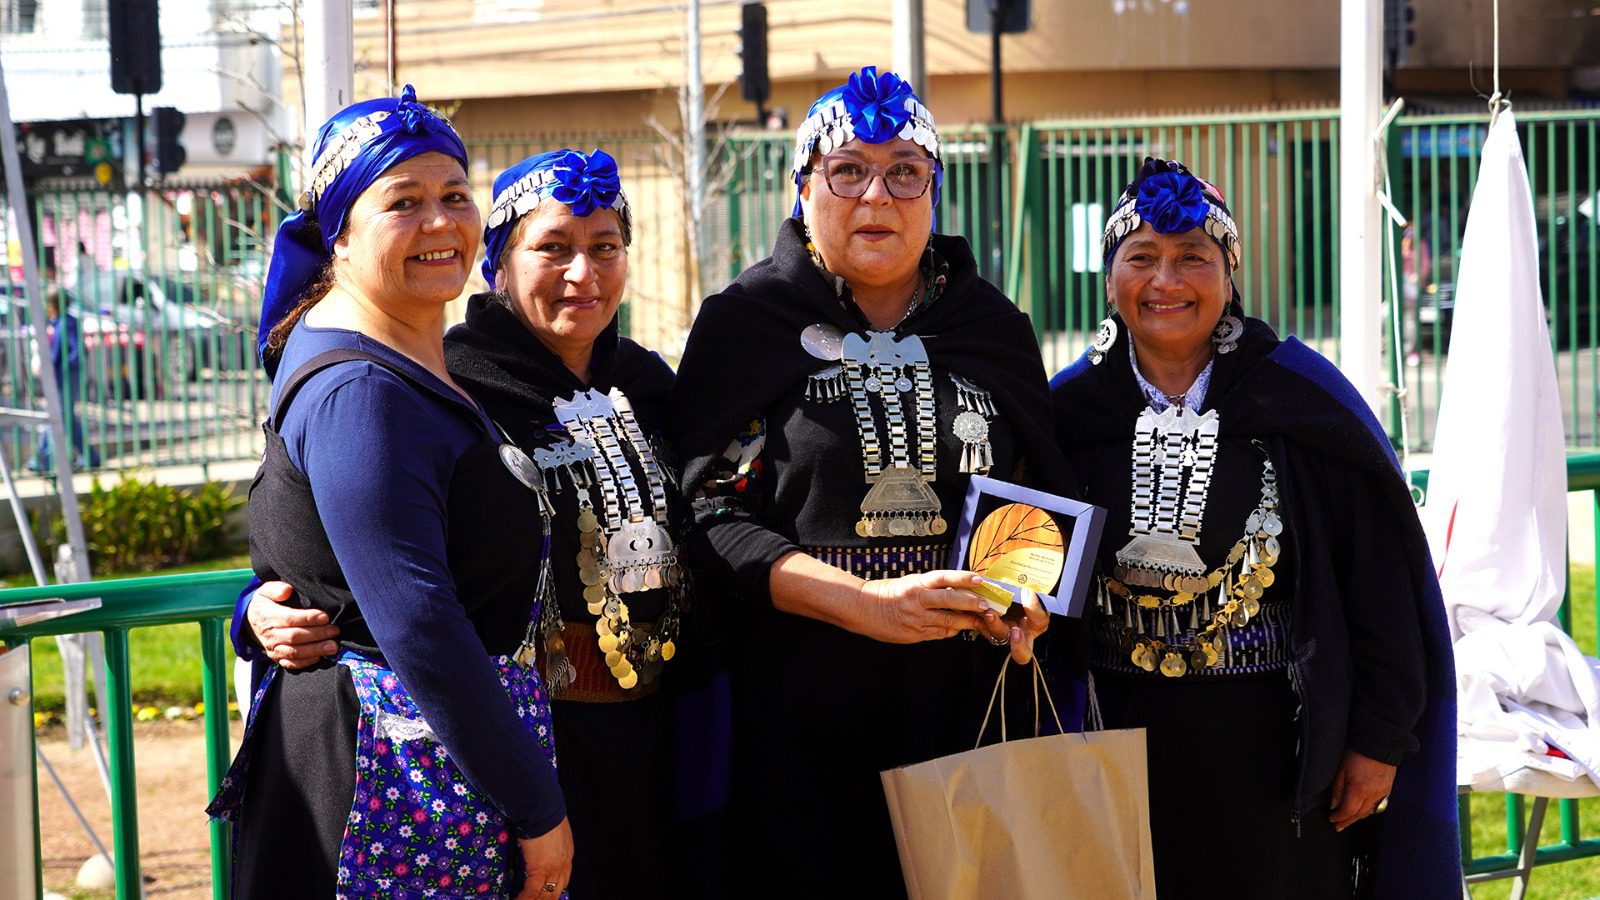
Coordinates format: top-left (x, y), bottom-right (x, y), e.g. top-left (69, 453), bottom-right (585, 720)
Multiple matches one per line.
top-left (1135, 168), bottom-right (1210, 235)
top-left (788, 65), bottom-right (943, 223)
top-left (1101, 157), bottom-right (1241, 272)
top-left (480, 148), bottom-right (628, 288)
top-left (843, 66), bottom-right (916, 145)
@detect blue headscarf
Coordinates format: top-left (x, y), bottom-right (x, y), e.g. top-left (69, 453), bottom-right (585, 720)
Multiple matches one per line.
top-left (789, 66), bottom-right (943, 222)
top-left (257, 84), bottom-right (468, 373)
top-left (480, 149), bottom-right (627, 288)
top-left (1100, 157), bottom-right (1241, 271)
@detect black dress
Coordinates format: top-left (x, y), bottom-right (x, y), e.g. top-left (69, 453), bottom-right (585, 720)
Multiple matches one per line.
top-left (1051, 313), bottom-right (1433, 899)
top-left (445, 294), bottom-right (700, 900)
top-left (674, 219), bottom-right (1078, 898)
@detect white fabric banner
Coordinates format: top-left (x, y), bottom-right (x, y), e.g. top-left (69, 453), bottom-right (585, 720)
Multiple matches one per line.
top-left (1421, 109), bottom-right (1594, 793)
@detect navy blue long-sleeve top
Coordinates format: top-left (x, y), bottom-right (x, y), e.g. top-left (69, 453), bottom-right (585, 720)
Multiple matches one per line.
top-left (253, 322), bottom-right (565, 839)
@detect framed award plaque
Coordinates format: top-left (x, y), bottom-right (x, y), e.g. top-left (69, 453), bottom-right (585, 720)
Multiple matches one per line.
top-left (946, 475), bottom-right (1106, 618)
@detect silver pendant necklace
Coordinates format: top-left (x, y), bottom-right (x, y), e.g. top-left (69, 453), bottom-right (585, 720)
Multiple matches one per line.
top-left (552, 387), bottom-right (683, 690)
top-left (1114, 404), bottom-right (1221, 588)
top-left (840, 330), bottom-right (946, 538)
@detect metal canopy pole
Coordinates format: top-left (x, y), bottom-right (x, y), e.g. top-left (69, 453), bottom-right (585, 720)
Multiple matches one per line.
top-left (1339, 0), bottom-right (1386, 417)
top-left (0, 33), bottom-right (110, 899)
top-left (0, 39), bottom-right (91, 586)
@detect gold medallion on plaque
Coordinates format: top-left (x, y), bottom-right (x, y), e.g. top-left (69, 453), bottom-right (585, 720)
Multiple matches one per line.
top-left (965, 502), bottom-right (1067, 611)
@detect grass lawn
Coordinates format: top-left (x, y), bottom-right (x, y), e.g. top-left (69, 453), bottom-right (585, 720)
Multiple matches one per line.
top-left (15, 552), bottom-right (249, 712)
top-left (13, 554), bottom-right (1600, 894)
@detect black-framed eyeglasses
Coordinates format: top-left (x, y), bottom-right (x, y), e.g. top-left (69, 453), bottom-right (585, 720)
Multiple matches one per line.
top-left (812, 154), bottom-right (937, 201)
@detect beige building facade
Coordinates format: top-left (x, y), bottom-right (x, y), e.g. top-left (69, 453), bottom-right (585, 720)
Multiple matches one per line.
top-left (287, 0), bottom-right (1599, 351)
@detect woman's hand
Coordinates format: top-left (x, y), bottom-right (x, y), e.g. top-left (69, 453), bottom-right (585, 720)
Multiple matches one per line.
top-left (1328, 749), bottom-right (1398, 832)
top-left (1004, 587), bottom-right (1050, 664)
top-left (855, 570), bottom-right (996, 644)
top-left (246, 581), bottom-right (340, 669)
top-left (515, 817), bottom-right (574, 899)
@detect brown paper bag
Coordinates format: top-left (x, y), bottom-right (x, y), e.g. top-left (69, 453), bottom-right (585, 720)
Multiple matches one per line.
top-left (880, 661), bottom-right (1157, 900)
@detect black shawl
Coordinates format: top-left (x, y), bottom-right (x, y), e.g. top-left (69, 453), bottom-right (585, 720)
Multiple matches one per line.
top-left (1050, 313), bottom-right (1460, 898)
top-left (675, 217), bottom-right (1073, 503)
top-left (445, 293), bottom-right (674, 451)
top-left (444, 293), bottom-right (678, 628)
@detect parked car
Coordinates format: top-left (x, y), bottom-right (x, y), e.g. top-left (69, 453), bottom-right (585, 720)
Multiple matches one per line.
top-left (77, 271), bottom-right (254, 386)
top-left (0, 284), bottom-right (164, 402)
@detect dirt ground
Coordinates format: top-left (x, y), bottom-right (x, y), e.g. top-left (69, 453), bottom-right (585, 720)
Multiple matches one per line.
top-left (35, 719), bottom-right (243, 899)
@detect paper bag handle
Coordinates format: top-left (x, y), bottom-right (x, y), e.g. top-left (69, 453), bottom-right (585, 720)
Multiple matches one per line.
top-left (975, 658), bottom-right (1066, 749)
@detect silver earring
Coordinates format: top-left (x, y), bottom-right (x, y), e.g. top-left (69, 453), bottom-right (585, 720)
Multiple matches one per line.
top-left (1212, 314), bottom-right (1244, 355)
top-left (1088, 315), bottom-right (1118, 366)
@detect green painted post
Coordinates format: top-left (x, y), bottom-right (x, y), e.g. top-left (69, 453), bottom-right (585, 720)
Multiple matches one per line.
top-left (726, 142), bottom-right (744, 282)
top-left (1383, 121), bottom-right (1404, 443)
top-left (200, 617), bottom-right (233, 898)
top-left (1506, 792), bottom-right (1525, 856)
top-left (102, 626), bottom-right (143, 898)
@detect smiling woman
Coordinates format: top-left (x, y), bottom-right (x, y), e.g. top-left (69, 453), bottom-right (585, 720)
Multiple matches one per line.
top-left (236, 147), bottom-right (691, 899)
top-left (1050, 158), bottom-right (1460, 898)
top-left (208, 87), bottom-right (575, 899)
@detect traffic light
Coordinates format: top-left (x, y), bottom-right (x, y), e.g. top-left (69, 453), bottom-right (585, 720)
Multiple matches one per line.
top-left (1384, 0), bottom-right (1416, 70)
top-left (738, 2), bottom-right (770, 106)
top-left (153, 106), bottom-right (185, 174)
top-left (109, 0), bottom-right (162, 95)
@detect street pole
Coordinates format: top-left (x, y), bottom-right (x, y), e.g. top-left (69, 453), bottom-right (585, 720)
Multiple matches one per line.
top-left (1339, 0), bottom-right (1386, 418)
top-left (892, 0), bottom-right (927, 98)
top-left (384, 0), bottom-right (398, 96)
top-left (988, 1), bottom-right (1005, 284)
top-left (303, 0), bottom-right (356, 157)
top-left (686, 0), bottom-right (706, 295)
top-left (0, 27), bottom-right (91, 583)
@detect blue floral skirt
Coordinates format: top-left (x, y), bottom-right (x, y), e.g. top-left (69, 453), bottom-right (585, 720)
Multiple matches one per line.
top-left (209, 651), bottom-right (559, 898)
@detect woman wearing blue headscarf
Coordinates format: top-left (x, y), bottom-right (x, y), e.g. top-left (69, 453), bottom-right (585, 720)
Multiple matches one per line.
top-left (672, 67), bottom-right (1068, 896)
top-left (235, 148), bottom-right (696, 898)
top-left (207, 88), bottom-right (573, 899)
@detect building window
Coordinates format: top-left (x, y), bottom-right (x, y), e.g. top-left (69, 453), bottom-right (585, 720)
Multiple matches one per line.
top-left (354, 0), bottom-right (380, 17)
top-left (0, 0), bottom-right (39, 34)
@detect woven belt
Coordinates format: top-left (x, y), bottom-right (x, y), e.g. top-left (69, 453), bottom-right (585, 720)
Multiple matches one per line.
top-left (544, 621), bottom-right (660, 704)
top-left (804, 542), bottom-right (952, 581)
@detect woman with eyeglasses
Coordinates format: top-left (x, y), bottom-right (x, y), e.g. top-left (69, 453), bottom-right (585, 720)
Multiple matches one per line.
top-left (672, 67), bottom-right (1074, 897)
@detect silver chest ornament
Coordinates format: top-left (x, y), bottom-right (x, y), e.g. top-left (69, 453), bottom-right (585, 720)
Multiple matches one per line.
top-left (840, 330), bottom-right (946, 538)
top-left (1113, 404), bottom-right (1221, 589)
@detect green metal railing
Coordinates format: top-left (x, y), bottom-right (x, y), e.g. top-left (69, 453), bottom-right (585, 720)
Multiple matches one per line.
top-left (1390, 110), bottom-right (1600, 450)
top-left (4, 465), bottom-right (1600, 895)
top-left (0, 568), bottom-right (251, 900)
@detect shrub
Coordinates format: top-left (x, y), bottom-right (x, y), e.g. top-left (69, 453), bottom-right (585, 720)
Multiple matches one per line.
top-left (37, 472), bottom-right (244, 573)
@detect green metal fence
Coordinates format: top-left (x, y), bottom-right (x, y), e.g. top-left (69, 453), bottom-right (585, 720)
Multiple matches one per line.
top-left (0, 179), bottom-right (280, 473)
top-left (724, 107), bottom-right (1600, 453)
top-left (0, 568), bottom-right (249, 900)
top-left (1390, 109), bottom-right (1600, 450)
